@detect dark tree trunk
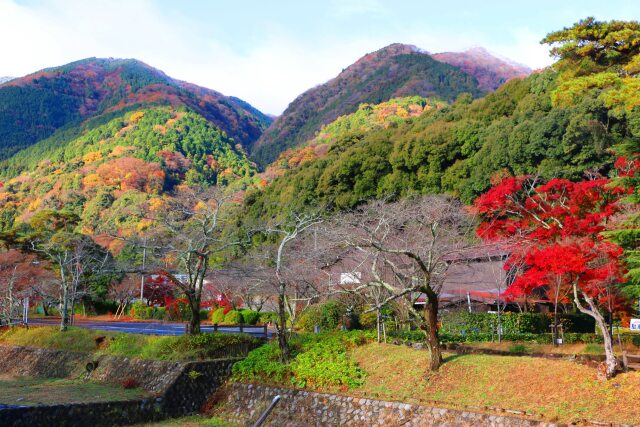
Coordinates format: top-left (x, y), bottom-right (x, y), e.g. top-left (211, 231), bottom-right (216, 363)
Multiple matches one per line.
top-left (423, 292), bottom-right (442, 371)
top-left (187, 292), bottom-right (201, 335)
top-left (277, 291), bottom-right (290, 362)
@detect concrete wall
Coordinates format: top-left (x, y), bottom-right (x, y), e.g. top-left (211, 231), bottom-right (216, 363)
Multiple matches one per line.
top-left (217, 382), bottom-right (559, 427)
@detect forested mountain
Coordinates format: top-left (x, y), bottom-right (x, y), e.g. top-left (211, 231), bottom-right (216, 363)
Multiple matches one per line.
top-left (244, 45), bottom-right (639, 219)
top-left (251, 43), bottom-right (485, 166)
top-left (432, 47), bottom-right (531, 91)
top-left (0, 106), bottom-right (258, 238)
top-left (0, 58), bottom-right (271, 159)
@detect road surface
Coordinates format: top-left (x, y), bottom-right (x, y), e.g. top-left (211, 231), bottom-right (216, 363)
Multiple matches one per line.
top-left (28, 318), bottom-right (273, 338)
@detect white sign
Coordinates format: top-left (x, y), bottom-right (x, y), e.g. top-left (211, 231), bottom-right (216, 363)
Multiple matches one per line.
top-left (630, 319), bottom-right (640, 331)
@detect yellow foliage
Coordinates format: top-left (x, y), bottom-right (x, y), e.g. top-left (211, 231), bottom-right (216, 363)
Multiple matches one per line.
top-left (136, 218), bottom-right (153, 232)
top-left (551, 72), bottom-right (621, 107)
top-left (83, 151), bottom-right (103, 163)
top-left (27, 198), bottom-right (41, 212)
top-left (129, 111), bottom-right (145, 122)
top-left (147, 198), bottom-right (164, 213)
top-left (600, 77), bottom-right (640, 112)
top-left (82, 173), bottom-right (102, 189)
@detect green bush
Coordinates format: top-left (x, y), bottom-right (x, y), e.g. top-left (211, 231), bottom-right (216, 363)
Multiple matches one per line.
top-left (233, 331), bottom-right (371, 388)
top-left (199, 310), bottom-right (209, 321)
top-left (508, 344), bottom-right (530, 353)
top-left (224, 310), bottom-right (243, 325)
top-left (240, 310), bottom-right (259, 325)
top-left (297, 305), bottom-right (324, 332)
top-left (298, 301), bottom-right (348, 332)
top-left (321, 300), bottom-right (345, 330)
top-left (258, 312), bottom-right (278, 324)
top-left (358, 311), bottom-right (378, 330)
top-left (210, 307), bottom-right (226, 324)
top-left (232, 341), bottom-right (289, 382)
top-left (440, 311), bottom-right (596, 335)
top-left (152, 307), bottom-right (166, 320)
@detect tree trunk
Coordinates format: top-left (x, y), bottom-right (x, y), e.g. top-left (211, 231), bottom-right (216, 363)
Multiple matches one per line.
top-left (573, 284), bottom-right (617, 378)
top-left (277, 290), bottom-right (290, 362)
top-left (187, 294), bottom-right (201, 335)
top-left (423, 293), bottom-right (442, 371)
top-left (60, 282), bottom-right (70, 332)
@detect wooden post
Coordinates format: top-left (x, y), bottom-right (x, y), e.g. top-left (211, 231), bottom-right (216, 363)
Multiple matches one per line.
top-left (214, 323), bottom-right (218, 332)
top-left (240, 324), bottom-right (244, 333)
top-left (263, 324), bottom-right (268, 338)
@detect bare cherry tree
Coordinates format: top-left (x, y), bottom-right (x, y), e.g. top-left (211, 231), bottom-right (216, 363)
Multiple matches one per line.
top-left (250, 212), bottom-right (324, 361)
top-left (143, 187), bottom-right (249, 334)
top-left (330, 195), bottom-right (475, 371)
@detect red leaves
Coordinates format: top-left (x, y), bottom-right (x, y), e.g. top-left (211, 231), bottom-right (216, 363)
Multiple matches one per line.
top-left (475, 159), bottom-right (634, 308)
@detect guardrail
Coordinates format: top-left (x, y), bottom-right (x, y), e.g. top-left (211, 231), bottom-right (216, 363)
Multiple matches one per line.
top-left (209, 323), bottom-right (269, 338)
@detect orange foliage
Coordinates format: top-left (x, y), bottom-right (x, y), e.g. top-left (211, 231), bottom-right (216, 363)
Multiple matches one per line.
top-left (95, 157), bottom-right (165, 193)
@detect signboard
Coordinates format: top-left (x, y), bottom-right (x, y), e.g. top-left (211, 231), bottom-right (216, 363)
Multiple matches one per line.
top-left (630, 319), bottom-right (640, 331)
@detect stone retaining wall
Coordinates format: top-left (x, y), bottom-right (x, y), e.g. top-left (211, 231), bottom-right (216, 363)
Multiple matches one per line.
top-left (217, 383), bottom-right (558, 427)
top-left (0, 344), bottom-right (241, 426)
top-left (0, 344), bottom-right (185, 393)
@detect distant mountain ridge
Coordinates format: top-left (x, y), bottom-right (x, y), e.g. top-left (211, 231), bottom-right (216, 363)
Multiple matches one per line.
top-left (0, 58), bottom-right (271, 159)
top-left (250, 43), bottom-right (531, 166)
top-left (0, 77), bottom-right (13, 84)
top-left (432, 47), bottom-right (531, 91)
top-left (250, 43), bottom-right (485, 166)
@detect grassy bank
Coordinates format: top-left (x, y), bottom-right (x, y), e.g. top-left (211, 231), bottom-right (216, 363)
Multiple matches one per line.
top-left (229, 332), bottom-right (640, 425)
top-left (0, 326), bottom-right (260, 362)
top-left (0, 376), bottom-right (148, 406)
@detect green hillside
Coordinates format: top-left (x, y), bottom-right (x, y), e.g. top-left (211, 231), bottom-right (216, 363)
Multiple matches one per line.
top-left (244, 66), bottom-right (635, 217)
top-left (0, 106), bottom-right (257, 235)
top-left (0, 58), bottom-right (271, 160)
top-left (251, 44), bottom-right (484, 166)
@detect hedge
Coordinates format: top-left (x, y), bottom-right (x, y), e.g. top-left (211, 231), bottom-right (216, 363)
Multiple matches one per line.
top-left (440, 311), bottom-right (595, 335)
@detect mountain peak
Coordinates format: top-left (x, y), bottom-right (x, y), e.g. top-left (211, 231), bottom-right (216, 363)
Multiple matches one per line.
top-left (432, 47), bottom-right (531, 91)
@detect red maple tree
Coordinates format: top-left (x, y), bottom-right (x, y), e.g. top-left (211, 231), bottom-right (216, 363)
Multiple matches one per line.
top-left (475, 172), bottom-right (630, 378)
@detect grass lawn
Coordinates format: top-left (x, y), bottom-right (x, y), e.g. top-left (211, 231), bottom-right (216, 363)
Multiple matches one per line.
top-left (0, 326), bottom-right (259, 361)
top-left (133, 415), bottom-right (238, 426)
top-left (348, 343), bottom-right (640, 425)
top-left (459, 340), bottom-right (638, 355)
top-left (0, 375), bottom-right (148, 406)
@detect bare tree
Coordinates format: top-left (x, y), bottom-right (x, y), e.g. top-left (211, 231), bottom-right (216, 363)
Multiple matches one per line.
top-left (108, 275), bottom-right (139, 319)
top-left (250, 212), bottom-right (324, 361)
top-left (329, 195), bottom-right (475, 371)
top-left (143, 187), bottom-right (249, 334)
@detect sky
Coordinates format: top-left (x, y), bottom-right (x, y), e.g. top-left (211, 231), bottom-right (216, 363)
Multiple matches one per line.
top-left (1, 0), bottom-right (640, 115)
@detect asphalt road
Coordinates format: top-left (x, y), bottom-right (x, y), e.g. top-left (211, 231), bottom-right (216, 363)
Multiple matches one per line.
top-left (28, 318), bottom-right (273, 338)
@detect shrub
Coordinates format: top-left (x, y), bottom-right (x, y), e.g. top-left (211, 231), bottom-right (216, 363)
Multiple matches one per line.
top-left (297, 305), bottom-right (324, 332)
top-left (199, 310), bottom-right (209, 321)
top-left (211, 307), bottom-right (226, 324)
top-left (358, 311), bottom-right (378, 330)
top-left (258, 312), bottom-right (278, 324)
top-left (298, 301), bottom-right (348, 332)
top-left (233, 331), bottom-right (370, 388)
top-left (232, 341), bottom-right (289, 382)
top-left (241, 310), bottom-right (259, 325)
top-left (121, 377), bottom-right (140, 389)
top-left (152, 307), bottom-right (166, 320)
top-left (224, 310), bottom-right (243, 325)
top-left (508, 344), bottom-right (530, 354)
top-left (321, 300), bottom-right (345, 330)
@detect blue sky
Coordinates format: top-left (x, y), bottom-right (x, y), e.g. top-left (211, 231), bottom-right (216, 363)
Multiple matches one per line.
top-left (2, 0), bottom-right (640, 114)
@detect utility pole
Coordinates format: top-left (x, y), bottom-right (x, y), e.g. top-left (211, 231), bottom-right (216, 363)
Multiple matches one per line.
top-left (140, 242), bottom-right (147, 301)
